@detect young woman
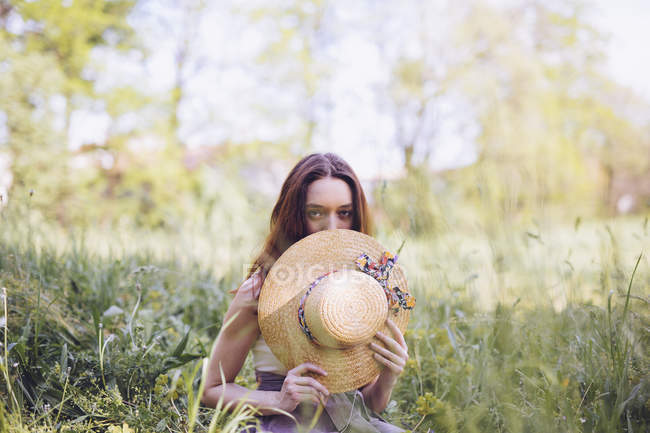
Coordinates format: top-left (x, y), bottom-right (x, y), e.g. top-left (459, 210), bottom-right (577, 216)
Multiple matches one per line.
top-left (201, 153), bottom-right (409, 432)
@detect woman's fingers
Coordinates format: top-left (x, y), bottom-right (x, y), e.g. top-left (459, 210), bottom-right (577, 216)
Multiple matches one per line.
top-left (386, 318), bottom-right (408, 349)
top-left (291, 385), bottom-right (328, 405)
top-left (283, 362), bottom-right (330, 407)
top-left (293, 376), bottom-right (330, 397)
top-left (372, 352), bottom-right (403, 374)
top-left (292, 385), bottom-right (324, 399)
top-left (370, 318), bottom-right (409, 377)
top-left (369, 342), bottom-right (406, 367)
top-left (298, 392), bottom-right (325, 406)
top-left (289, 362), bottom-right (327, 377)
top-left (375, 331), bottom-right (408, 359)
top-left (287, 362), bottom-right (330, 397)
top-left (279, 363), bottom-right (329, 412)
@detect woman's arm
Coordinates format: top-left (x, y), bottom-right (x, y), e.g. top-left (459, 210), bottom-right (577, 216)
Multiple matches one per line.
top-left (201, 272), bottom-right (279, 413)
top-left (201, 273), bottom-right (330, 415)
top-left (360, 318), bottom-right (409, 413)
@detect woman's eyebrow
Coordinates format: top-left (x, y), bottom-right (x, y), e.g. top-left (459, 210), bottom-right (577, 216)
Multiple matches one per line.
top-left (305, 203), bottom-right (353, 208)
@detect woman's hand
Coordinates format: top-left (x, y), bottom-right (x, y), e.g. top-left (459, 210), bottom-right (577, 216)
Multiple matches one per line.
top-left (276, 363), bottom-right (330, 412)
top-left (369, 317), bottom-right (409, 382)
top-left (360, 318), bottom-right (409, 412)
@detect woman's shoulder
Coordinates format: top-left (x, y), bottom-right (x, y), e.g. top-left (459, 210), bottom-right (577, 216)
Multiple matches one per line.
top-left (221, 270), bottom-right (264, 325)
top-left (231, 269), bottom-right (264, 303)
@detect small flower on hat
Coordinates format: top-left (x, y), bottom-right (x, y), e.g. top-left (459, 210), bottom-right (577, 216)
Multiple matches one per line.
top-left (355, 251), bottom-right (415, 313)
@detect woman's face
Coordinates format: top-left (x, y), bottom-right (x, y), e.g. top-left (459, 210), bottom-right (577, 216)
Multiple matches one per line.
top-left (305, 176), bottom-right (354, 235)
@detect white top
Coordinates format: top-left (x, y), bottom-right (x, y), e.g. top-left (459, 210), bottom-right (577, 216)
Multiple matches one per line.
top-left (246, 268), bottom-right (287, 375)
top-left (251, 333), bottom-right (288, 375)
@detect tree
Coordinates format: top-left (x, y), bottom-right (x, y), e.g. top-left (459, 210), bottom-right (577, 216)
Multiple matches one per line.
top-left (0, 0), bottom-right (138, 223)
top-left (0, 31), bottom-right (67, 216)
top-left (442, 0), bottom-right (616, 219)
top-left (244, 0), bottom-right (330, 150)
top-left (10, 0), bottom-right (136, 139)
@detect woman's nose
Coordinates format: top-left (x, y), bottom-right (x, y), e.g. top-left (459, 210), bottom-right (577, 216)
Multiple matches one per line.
top-left (326, 214), bottom-right (338, 230)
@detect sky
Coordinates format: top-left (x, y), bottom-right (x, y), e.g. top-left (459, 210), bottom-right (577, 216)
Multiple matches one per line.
top-left (591, 0), bottom-right (650, 101)
top-left (66, 0), bottom-right (650, 182)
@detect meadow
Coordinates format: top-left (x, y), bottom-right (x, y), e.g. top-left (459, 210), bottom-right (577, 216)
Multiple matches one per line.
top-left (0, 200), bottom-right (648, 433)
top-left (3, 0), bottom-right (650, 431)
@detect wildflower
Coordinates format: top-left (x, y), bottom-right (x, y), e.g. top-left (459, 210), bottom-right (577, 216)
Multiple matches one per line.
top-left (154, 374), bottom-right (169, 396)
top-left (416, 392), bottom-right (459, 432)
top-left (406, 359), bottom-right (418, 370)
top-left (416, 392), bottom-right (440, 416)
top-left (107, 423), bottom-right (134, 433)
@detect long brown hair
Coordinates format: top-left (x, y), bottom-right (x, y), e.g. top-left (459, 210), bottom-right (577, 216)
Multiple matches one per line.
top-left (246, 153), bottom-right (372, 281)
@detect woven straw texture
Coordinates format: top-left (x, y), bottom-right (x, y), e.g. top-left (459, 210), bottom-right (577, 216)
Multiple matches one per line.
top-left (258, 229), bottom-right (410, 393)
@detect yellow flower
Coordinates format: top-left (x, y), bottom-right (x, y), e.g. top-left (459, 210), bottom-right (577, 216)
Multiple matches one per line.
top-left (416, 392), bottom-right (441, 416)
top-left (107, 423), bottom-right (134, 433)
top-left (405, 359), bottom-right (418, 371)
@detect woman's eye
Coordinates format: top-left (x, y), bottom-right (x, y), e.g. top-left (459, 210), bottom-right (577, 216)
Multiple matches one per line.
top-left (308, 210), bottom-right (322, 218)
top-left (339, 210), bottom-right (352, 217)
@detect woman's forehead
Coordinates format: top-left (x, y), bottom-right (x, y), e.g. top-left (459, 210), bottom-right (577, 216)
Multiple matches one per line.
top-left (305, 177), bottom-right (352, 205)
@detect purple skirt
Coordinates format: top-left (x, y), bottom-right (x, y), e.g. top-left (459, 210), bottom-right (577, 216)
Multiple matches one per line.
top-left (240, 372), bottom-right (404, 433)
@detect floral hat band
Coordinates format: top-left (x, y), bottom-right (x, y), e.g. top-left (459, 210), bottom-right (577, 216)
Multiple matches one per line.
top-left (297, 270), bottom-right (339, 344)
top-left (355, 251), bottom-right (416, 312)
top-left (297, 251), bottom-right (416, 345)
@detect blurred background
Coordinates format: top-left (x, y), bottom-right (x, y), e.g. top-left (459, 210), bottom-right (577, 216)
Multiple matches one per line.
top-left (1, 0), bottom-right (649, 304)
top-left (1, 2), bottom-right (649, 431)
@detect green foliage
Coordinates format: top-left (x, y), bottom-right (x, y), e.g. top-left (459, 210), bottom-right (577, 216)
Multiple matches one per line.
top-left (0, 32), bottom-right (71, 223)
top-left (0, 222), bottom-right (258, 432)
top-left (0, 0), bottom-right (146, 228)
top-left (392, 298), bottom-right (648, 432)
top-left (373, 166), bottom-right (447, 237)
top-left (2, 197), bottom-right (648, 432)
top-left (436, 0), bottom-right (650, 219)
top-left (12, 0), bottom-right (137, 97)
top-left (415, 392), bottom-right (458, 433)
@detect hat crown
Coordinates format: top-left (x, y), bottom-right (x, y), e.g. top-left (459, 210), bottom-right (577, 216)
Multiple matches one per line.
top-left (303, 270), bottom-right (387, 349)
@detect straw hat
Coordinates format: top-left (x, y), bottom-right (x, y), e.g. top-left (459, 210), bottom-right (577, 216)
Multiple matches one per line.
top-left (257, 229), bottom-right (415, 393)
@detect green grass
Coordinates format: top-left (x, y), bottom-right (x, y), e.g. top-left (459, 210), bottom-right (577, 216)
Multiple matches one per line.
top-left (0, 204), bottom-right (648, 432)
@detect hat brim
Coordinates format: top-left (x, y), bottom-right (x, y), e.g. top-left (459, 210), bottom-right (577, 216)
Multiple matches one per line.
top-left (258, 229), bottom-right (410, 393)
